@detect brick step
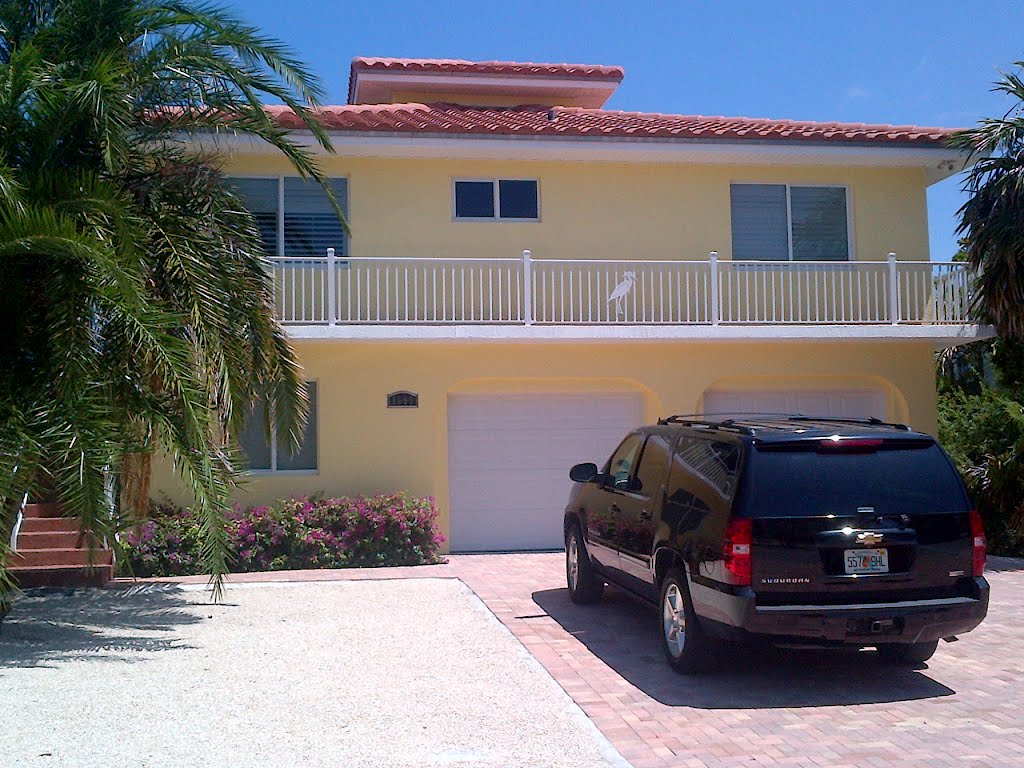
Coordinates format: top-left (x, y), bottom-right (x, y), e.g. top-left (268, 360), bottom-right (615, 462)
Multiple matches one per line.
top-left (22, 502), bottom-right (64, 519)
top-left (7, 564), bottom-right (114, 588)
top-left (15, 531), bottom-right (83, 549)
top-left (8, 548), bottom-right (113, 568)
top-left (18, 517), bottom-right (83, 534)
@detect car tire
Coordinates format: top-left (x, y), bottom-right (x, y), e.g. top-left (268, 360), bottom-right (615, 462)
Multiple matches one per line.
top-left (877, 640), bottom-right (939, 665)
top-left (566, 524), bottom-right (604, 605)
top-left (660, 567), bottom-right (713, 674)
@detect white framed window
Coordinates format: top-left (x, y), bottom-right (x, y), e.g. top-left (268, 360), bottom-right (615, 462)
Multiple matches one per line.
top-left (730, 183), bottom-right (850, 261)
top-left (238, 382), bottom-right (318, 473)
top-left (453, 179), bottom-right (539, 221)
top-left (229, 177), bottom-right (348, 257)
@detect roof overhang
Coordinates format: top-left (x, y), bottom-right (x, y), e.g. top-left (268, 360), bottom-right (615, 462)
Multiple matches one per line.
top-left (199, 131), bottom-right (970, 184)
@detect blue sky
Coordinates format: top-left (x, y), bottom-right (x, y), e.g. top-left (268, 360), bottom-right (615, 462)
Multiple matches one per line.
top-left (230, 0), bottom-right (1023, 260)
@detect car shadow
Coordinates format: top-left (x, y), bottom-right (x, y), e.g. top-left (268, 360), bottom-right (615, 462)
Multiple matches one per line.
top-left (0, 584), bottom-right (205, 668)
top-left (532, 586), bottom-right (956, 709)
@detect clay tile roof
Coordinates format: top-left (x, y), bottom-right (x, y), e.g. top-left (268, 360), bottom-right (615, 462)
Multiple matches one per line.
top-left (262, 103), bottom-right (958, 147)
top-left (350, 56), bottom-right (625, 80)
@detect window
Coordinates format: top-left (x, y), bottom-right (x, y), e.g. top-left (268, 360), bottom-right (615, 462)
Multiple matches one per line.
top-left (229, 178), bottom-right (348, 257)
top-left (604, 434), bottom-right (643, 490)
top-left (730, 184), bottom-right (849, 261)
top-left (635, 435), bottom-right (671, 496)
top-left (672, 437), bottom-right (740, 499)
top-left (238, 382), bottom-right (318, 472)
top-left (454, 179), bottom-right (539, 220)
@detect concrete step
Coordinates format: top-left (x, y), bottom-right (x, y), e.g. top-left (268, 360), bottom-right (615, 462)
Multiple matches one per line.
top-left (22, 502), bottom-right (63, 519)
top-left (7, 564), bottom-right (114, 588)
top-left (18, 518), bottom-right (82, 534)
top-left (8, 548), bottom-right (113, 568)
top-left (15, 531), bottom-right (83, 550)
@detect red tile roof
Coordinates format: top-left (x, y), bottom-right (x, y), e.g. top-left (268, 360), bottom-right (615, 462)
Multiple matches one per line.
top-left (350, 57), bottom-right (625, 80)
top-left (263, 103), bottom-right (957, 147)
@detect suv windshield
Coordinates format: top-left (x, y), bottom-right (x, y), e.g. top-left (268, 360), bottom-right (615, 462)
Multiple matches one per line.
top-left (742, 440), bottom-right (969, 517)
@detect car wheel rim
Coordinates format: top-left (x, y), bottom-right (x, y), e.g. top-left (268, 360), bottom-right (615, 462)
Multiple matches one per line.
top-left (567, 535), bottom-right (579, 591)
top-left (663, 583), bottom-right (686, 657)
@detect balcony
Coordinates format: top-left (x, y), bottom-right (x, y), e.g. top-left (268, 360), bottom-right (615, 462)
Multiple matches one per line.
top-left (271, 251), bottom-right (987, 345)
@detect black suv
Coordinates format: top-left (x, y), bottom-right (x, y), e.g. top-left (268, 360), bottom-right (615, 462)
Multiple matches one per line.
top-left (563, 415), bottom-right (989, 673)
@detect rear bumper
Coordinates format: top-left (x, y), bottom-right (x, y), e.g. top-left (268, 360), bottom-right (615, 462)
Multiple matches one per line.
top-left (694, 578), bottom-right (989, 646)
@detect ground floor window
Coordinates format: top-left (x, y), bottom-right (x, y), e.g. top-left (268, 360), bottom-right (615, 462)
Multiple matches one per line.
top-left (238, 381), bottom-right (318, 473)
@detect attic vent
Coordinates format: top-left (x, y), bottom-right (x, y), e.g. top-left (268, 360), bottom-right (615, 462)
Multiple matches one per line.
top-left (387, 391), bottom-right (419, 409)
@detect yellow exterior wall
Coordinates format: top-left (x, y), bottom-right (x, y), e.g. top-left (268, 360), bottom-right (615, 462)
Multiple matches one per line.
top-left (150, 340), bottom-right (938, 550)
top-left (148, 149), bottom-right (940, 547)
top-left (221, 153), bottom-right (930, 264)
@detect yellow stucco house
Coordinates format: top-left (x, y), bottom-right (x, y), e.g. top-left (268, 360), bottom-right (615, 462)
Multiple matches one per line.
top-left (154, 57), bottom-right (988, 553)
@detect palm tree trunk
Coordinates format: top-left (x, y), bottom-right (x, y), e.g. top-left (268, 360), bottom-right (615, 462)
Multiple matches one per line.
top-left (119, 448), bottom-right (152, 519)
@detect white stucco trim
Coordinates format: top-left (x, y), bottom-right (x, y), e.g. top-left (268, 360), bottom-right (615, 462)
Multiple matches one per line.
top-left (196, 133), bottom-right (967, 184)
top-left (284, 323), bottom-right (992, 347)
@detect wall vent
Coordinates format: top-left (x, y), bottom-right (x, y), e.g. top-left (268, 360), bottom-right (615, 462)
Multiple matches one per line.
top-left (387, 391), bottom-right (419, 409)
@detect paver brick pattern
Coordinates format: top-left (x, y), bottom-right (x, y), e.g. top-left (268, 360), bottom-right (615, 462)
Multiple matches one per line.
top-left (149, 554), bottom-right (1024, 768)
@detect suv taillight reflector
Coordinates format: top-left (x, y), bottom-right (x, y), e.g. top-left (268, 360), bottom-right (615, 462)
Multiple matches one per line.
top-left (723, 518), bottom-right (753, 586)
top-left (970, 509), bottom-right (986, 577)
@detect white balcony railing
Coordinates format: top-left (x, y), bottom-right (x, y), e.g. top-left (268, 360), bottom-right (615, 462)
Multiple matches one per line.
top-left (271, 250), bottom-right (977, 328)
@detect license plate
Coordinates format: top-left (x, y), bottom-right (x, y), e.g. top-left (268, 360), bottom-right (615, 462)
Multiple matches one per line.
top-left (844, 548), bottom-right (889, 574)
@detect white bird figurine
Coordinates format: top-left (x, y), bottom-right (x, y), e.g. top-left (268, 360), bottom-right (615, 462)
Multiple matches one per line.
top-left (608, 271), bottom-right (636, 317)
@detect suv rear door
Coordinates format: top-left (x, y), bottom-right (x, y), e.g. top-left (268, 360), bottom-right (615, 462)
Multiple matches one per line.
top-left (739, 435), bottom-right (977, 606)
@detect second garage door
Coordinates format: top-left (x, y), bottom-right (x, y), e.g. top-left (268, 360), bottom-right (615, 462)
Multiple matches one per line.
top-left (448, 393), bottom-right (643, 552)
top-left (703, 387), bottom-right (886, 420)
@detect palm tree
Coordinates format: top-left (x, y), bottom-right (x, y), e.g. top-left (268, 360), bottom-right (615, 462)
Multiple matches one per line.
top-left (0, 0), bottom-right (345, 598)
top-left (952, 62), bottom-right (1024, 340)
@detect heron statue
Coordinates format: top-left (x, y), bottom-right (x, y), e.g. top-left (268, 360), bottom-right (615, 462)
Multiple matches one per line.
top-left (608, 271), bottom-right (636, 317)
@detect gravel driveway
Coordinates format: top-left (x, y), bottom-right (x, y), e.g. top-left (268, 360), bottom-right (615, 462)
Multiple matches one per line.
top-left (0, 579), bottom-right (625, 768)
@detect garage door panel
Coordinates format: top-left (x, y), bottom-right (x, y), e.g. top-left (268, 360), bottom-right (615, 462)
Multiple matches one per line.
top-left (448, 393), bottom-right (642, 552)
top-left (703, 388), bottom-right (885, 420)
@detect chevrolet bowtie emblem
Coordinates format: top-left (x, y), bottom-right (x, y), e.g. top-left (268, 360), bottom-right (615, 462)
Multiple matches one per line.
top-left (858, 531), bottom-right (884, 546)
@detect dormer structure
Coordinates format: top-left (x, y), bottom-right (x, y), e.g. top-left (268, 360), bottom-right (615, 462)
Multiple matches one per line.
top-left (347, 57), bottom-right (624, 108)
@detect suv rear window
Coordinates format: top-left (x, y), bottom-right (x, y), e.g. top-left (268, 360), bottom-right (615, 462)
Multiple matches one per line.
top-left (741, 440), bottom-right (969, 517)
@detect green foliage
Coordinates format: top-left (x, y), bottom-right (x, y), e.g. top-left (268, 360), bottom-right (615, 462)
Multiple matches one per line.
top-left (938, 386), bottom-right (1024, 555)
top-left (951, 61), bottom-right (1024, 340)
top-left (122, 495), bottom-right (447, 577)
top-left (0, 0), bottom-right (343, 599)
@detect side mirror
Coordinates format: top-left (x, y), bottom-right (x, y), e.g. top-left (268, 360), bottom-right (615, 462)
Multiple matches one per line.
top-left (569, 462), bottom-right (599, 483)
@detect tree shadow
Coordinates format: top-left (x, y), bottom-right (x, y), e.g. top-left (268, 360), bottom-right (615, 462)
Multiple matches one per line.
top-left (532, 586), bottom-right (956, 709)
top-left (0, 584), bottom-right (208, 668)
top-left (986, 556), bottom-right (1024, 573)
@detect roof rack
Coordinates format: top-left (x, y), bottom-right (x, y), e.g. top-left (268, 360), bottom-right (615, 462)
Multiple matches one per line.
top-left (657, 413), bottom-right (911, 434)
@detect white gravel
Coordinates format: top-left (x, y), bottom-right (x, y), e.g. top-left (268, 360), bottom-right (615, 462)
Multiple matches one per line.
top-left (0, 579), bottom-right (625, 768)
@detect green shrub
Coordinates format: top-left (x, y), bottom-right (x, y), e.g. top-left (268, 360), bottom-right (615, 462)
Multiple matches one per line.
top-left (120, 494), bottom-right (446, 577)
top-left (938, 386), bottom-right (1024, 556)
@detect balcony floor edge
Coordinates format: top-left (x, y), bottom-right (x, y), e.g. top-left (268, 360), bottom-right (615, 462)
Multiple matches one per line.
top-left (284, 323), bottom-right (993, 347)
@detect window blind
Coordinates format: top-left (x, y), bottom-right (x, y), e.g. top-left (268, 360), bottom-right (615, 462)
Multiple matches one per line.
top-left (283, 178), bottom-right (348, 257)
top-left (230, 178), bottom-right (278, 256)
top-left (729, 184), bottom-right (789, 261)
top-left (790, 186), bottom-right (849, 261)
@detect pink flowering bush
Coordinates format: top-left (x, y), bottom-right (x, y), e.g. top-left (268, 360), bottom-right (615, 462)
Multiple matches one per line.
top-left (121, 493), bottom-right (446, 577)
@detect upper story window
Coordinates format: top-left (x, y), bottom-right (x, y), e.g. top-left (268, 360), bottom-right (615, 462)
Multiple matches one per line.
top-left (730, 184), bottom-right (849, 261)
top-left (454, 179), bottom-right (539, 221)
top-left (238, 382), bottom-right (319, 473)
top-left (229, 177), bottom-right (348, 257)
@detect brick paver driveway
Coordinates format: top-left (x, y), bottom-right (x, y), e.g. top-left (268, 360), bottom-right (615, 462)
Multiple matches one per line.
top-left (154, 554), bottom-right (1024, 768)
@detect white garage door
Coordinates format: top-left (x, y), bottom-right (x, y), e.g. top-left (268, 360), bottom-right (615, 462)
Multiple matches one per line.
top-left (703, 388), bottom-right (885, 420)
top-left (448, 393), bottom-right (643, 552)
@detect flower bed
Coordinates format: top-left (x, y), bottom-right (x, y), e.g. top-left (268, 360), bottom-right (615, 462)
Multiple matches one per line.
top-left (121, 494), bottom-right (446, 577)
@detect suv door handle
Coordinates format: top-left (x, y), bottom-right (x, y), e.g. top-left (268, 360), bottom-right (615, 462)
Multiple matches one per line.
top-left (639, 510), bottom-right (652, 521)
top-left (609, 503), bottom-right (622, 514)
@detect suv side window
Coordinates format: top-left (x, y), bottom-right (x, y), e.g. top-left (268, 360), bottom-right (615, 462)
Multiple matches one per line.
top-left (605, 434), bottom-right (643, 490)
top-left (635, 434), bottom-right (671, 497)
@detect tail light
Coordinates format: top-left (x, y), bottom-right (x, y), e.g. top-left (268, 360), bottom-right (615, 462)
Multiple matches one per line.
top-left (969, 509), bottom-right (986, 577)
top-left (723, 518), bottom-right (753, 586)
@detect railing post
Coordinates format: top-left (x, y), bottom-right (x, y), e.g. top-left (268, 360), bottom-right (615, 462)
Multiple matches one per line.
top-left (326, 247), bottom-right (337, 325)
top-left (887, 252), bottom-right (899, 325)
top-left (709, 251), bottom-right (720, 326)
top-left (522, 249), bottom-right (533, 325)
